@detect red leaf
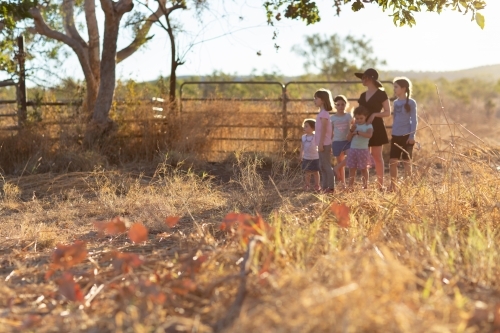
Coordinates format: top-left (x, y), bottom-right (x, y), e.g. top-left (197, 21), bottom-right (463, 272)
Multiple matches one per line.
top-left (172, 278), bottom-right (197, 295)
top-left (330, 203), bottom-right (350, 228)
top-left (56, 272), bottom-right (84, 302)
top-left (128, 223), bottom-right (148, 243)
top-left (21, 315), bottom-right (42, 329)
top-left (220, 213), bottom-right (273, 244)
top-left (181, 253), bottom-right (208, 275)
top-left (109, 251), bottom-right (144, 274)
top-left (165, 216), bottom-right (180, 228)
top-left (494, 303), bottom-right (500, 332)
top-left (93, 216), bottom-right (127, 236)
top-left (46, 241), bottom-right (87, 277)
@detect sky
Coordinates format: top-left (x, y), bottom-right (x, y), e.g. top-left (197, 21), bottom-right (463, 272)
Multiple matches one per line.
top-left (8, 0), bottom-right (500, 83)
top-left (113, 0), bottom-right (500, 81)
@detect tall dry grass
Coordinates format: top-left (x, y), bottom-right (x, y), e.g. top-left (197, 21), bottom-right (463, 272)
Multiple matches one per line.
top-left (0, 115), bottom-right (499, 332)
top-left (1, 82), bottom-right (500, 332)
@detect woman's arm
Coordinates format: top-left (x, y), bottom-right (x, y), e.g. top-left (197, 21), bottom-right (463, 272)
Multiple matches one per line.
top-left (368, 99), bottom-right (391, 123)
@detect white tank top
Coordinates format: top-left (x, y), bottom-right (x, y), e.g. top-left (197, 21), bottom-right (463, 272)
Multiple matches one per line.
top-left (302, 134), bottom-right (319, 160)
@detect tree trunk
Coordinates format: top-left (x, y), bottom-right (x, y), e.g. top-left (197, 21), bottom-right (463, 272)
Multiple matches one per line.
top-left (169, 61), bottom-right (177, 104)
top-left (84, 0), bottom-right (133, 146)
top-left (92, 17), bottom-right (120, 125)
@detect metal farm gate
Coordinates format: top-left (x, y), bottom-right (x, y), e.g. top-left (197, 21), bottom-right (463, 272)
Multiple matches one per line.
top-left (180, 80), bottom-right (393, 160)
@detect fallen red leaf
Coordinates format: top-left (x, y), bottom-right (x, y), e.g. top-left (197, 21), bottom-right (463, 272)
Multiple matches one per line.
top-left (172, 278), bottom-right (197, 295)
top-left (46, 241), bottom-right (87, 279)
top-left (220, 213), bottom-right (273, 244)
top-left (93, 216), bottom-right (127, 236)
top-left (165, 216), bottom-right (180, 228)
top-left (181, 253), bottom-right (208, 276)
top-left (330, 203), bottom-right (350, 228)
top-left (128, 223), bottom-right (148, 243)
top-left (21, 314), bottom-right (42, 329)
top-left (109, 251), bottom-right (144, 273)
top-left (494, 303), bottom-right (500, 332)
top-left (56, 272), bottom-right (84, 302)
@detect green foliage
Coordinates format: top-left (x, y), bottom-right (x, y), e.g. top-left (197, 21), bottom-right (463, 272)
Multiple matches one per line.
top-left (264, 0), bottom-right (321, 25)
top-left (0, 0), bottom-right (37, 30)
top-left (264, 0), bottom-right (487, 28)
top-left (292, 33), bottom-right (386, 80)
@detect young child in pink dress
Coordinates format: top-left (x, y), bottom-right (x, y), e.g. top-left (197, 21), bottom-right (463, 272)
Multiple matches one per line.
top-left (346, 106), bottom-right (375, 189)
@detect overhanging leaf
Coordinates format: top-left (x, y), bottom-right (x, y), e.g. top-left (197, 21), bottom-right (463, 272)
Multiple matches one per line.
top-left (475, 12), bottom-right (485, 29)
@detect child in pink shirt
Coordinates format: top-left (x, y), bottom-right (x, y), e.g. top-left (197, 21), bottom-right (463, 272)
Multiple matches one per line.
top-left (314, 88), bottom-right (334, 193)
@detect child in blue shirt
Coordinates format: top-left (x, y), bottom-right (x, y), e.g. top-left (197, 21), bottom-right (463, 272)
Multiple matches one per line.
top-left (346, 106), bottom-right (374, 190)
top-left (389, 77), bottom-right (418, 192)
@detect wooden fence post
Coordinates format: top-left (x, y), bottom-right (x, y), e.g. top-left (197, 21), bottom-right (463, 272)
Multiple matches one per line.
top-left (282, 85), bottom-right (288, 152)
top-left (16, 35), bottom-right (27, 127)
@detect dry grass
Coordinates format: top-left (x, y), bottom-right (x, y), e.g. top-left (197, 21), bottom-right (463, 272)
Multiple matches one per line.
top-left (1, 86), bottom-right (500, 332)
top-left (1, 131), bottom-right (500, 332)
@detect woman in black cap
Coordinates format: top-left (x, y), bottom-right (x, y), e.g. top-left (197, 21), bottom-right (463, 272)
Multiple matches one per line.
top-left (354, 68), bottom-right (391, 190)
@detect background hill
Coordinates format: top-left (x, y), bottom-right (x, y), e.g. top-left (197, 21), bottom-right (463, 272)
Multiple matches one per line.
top-left (382, 64), bottom-right (500, 81)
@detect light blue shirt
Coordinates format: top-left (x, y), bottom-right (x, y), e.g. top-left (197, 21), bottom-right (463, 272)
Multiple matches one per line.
top-left (350, 124), bottom-right (373, 149)
top-left (392, 98), bottom-right (417, 139)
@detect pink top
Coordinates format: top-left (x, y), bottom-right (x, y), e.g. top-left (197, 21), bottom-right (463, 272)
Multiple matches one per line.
top-left (315, 109), bottom-right (333, 146)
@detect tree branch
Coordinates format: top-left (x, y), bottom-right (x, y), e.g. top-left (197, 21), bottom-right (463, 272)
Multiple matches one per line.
top-left (29, 8), bottom-right (95, 86)
top-left (114, 0), bottom-right (134, 16)
top-left (116, 0), bottom-right (185, 63)
top-left (116, 0), bottom-right (166, 63)
top-left (62, 0), bottom-right (88, 48)
top-left (84, 0), bottom-right (101, 82)
top-left (100, 0), bottom-right (114, 15)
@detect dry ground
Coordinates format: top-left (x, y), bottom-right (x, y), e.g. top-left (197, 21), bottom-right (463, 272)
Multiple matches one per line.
top-left (1, 144), bottom-right (500, 333)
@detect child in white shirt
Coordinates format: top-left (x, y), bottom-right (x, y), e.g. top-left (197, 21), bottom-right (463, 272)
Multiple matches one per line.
top-left (300, 119), bottom-right (320, 191)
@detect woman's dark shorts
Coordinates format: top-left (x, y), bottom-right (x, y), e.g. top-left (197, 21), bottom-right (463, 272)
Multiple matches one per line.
top-left (302, 159), bottom-right (320, 172)
top-left (390, 134), bottom-right (414, 160)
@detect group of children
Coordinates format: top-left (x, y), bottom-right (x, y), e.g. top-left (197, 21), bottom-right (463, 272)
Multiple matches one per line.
top-left (300, 68), bottom-right (418, 192)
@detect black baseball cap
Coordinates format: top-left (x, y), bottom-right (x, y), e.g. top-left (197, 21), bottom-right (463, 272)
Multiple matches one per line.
top-left (354, 68), bottom-right (383, 88)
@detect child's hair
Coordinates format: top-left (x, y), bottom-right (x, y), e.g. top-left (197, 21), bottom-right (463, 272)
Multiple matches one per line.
top-left (302, 118), bottom-right (316, 131)
top-left (314, 89), bottom-right (333, 111)
top-left (353, 105), bottom-right (369, 117)
top-left (333, 95), bottom-right (348, 104)
top-left (393, 77), bottom-right (412, 112)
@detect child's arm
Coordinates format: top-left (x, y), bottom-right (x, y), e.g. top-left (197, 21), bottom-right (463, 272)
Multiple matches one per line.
top-left (355, 128), bottom-right (373, 139)
top-left (318, 118), bottom-right (329, 151)
top-left (300, 141), bottom-right (304, 160)
top-left (347, 124), bottom-right (356, 141)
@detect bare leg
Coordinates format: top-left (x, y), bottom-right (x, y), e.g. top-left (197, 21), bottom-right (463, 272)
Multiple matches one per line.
top-left (403, 160), bottom-right (412, 178)
top-left (334, 151), bottom-right (347, 184)
top-left (348, 168), bottom-right (356, 188)
top-left (389, 158), bottom-right (399, 191)
top-left (313, 171), bottom-right (320, 191)
top-left (304, 172), bottom-right (311, 190)
top-left (361, 168), bottom-right (369, 189)
top-left (370, 146), bottom-right (384, 189)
